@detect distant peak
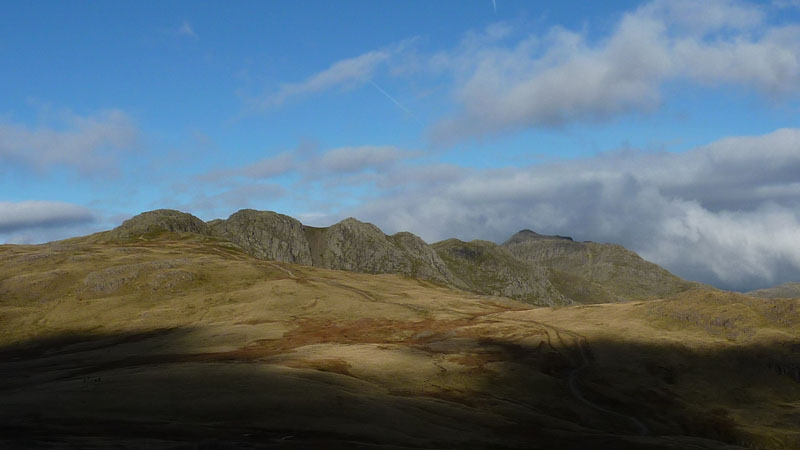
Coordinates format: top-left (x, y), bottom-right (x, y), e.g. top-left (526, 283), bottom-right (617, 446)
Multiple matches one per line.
top-left (504, 229), bottom-right (573, 245)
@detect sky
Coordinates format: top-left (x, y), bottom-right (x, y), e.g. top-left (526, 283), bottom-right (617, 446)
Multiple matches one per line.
top-left (2, 0), bottom-right (800, 292)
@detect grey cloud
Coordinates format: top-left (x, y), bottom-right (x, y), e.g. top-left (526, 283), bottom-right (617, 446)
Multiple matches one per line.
top-left (0, 201), bottom-right (99, 244)
top-left (431, 0), bottom-right (800, 142)
top-left (0, 110), bottom-right (138, 174)
top-left (314, 146), bottom-right (406, 174)
top-left (342, 128), bottom-right (800, 292)
top-left (0, 201), bottom-right (94, 233)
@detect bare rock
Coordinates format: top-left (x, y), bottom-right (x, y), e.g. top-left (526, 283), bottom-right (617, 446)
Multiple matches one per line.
top-left (305, 218), bottom-right (462, 286)
top-left (208, 209), bottom-right (312, 265)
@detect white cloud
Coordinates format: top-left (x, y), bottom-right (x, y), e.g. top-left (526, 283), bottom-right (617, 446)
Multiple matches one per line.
top-left (0, 110), bottom-right (138, 174)
top-left (430, 0), bottom-right (800, 141)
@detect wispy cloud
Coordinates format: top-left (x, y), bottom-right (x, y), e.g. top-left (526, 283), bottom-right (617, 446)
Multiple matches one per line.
top-left (0, 109), bottom-right (138, 175)
top-left (190, 144), bottom-right (415, 221)
top-left (201, 144), bottom-right (412, 183)
top-left (262, 50), bottom-right (392, 107)
top-left (177, 20), bottom-right (197, 38)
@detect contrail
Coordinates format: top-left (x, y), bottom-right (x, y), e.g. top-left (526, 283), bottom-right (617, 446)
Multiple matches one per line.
top-left (368, 80), bottom-right (424, 125)
top-left (492, 0), bottom-right (497, 14)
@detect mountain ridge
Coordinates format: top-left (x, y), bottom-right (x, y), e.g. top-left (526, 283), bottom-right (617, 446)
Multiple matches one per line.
top-left (102, 208), bottom-right (701, 305)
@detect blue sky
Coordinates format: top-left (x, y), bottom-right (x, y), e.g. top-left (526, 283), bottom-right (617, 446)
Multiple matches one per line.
top-left (2, 0), bottom-right (800, 291)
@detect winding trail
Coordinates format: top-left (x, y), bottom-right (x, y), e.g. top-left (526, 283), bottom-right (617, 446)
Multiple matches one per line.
top-left (497, 315), bottom-right (650, 436)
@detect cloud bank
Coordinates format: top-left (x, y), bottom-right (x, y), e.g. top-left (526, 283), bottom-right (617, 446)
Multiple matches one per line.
top-left (339, 128), bottom-right (800, 292)
top-left (0, 201), bottom-right (97, 244)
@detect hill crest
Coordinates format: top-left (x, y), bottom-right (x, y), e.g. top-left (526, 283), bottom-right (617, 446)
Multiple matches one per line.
top-left (103, 208), bottom-right (699, 305)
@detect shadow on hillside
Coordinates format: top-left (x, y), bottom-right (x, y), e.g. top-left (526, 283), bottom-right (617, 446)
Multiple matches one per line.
top-left (1, 327), bottom-right (797, 450)
top-left (497, 335), bottom-right (800, 449)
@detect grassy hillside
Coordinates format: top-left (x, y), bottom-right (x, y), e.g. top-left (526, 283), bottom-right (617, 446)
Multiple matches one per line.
top-left (748, 282), bottom-right (800, 299)
top-left (1, 232), bottom-right (798, 449)
top-left (433, 238), bottom-right (569, 306)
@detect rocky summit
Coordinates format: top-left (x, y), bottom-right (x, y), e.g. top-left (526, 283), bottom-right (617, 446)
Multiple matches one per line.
top-left (208, 209), bottom-right (312, 265)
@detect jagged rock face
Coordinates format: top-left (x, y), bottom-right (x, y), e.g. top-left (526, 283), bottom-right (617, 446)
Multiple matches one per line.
top-left (388, 232), bottom-right (468, 288)
top-left (109, 210), bottom-right (210, 239)
top-left (305, 218), bottom-right (392, 272)
top-left (305, 218), bottom-right (460, 285)
top-left (310, 219), bottom-right (394, 272)
top-left (433, 239), bottom-right (571, 306)
top-left (503, 231), bottom-right (697, 301)
top-left (208, 210), bottom-right (312, 265)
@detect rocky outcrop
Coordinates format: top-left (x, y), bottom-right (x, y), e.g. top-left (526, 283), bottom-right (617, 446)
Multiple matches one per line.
top-left (502, 230), bottom-right (698, 302)
top-left (109, 210), bottom-right (210, 240)
top-left (388, 232), bottom-right (468, 288)
top-left (433, 239), bottom-right (570, 306)
top-left (304, 218), bottom-right (463, 286)
top-left (208, 209), bottom-right (312, 265)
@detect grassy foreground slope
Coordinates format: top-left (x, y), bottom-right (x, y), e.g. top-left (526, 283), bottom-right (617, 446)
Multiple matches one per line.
top-left (1, 231), bottom-right (798, 449)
